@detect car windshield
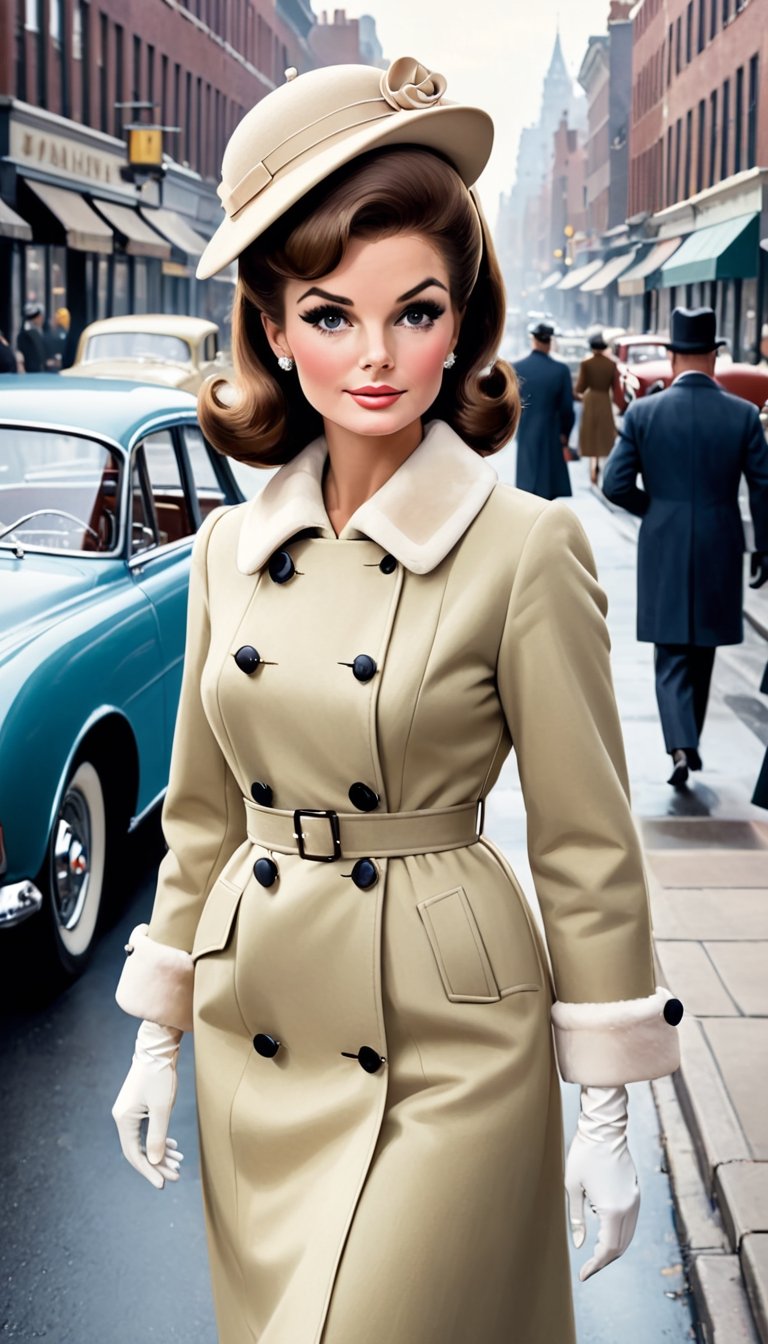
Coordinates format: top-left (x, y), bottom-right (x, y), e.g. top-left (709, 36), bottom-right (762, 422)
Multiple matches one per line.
top-left (82, 332), bottom-right (192, 365)
top-left (0, 427), bottom-right (123, 554)
top-left (626, 343), bottom-right (668, 364)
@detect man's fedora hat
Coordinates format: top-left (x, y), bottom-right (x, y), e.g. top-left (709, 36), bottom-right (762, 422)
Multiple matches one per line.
top-left (528, 320), bottom-right (555, 341)
top-left (665, 306), bottom-right (727, 354)
top-left (589, 332), bottom-right (608, 350)
top-left (196, 57), bottom-right (493, 280)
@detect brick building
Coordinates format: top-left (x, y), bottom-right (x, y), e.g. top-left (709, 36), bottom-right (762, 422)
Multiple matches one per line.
top-left (0, 0), bottom-right (315, 351)
top-left (625, 0), bottom-right (767, 355)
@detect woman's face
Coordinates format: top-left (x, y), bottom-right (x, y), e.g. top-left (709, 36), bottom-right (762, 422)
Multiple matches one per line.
top-left (262, 233), bottom-right (461, 439)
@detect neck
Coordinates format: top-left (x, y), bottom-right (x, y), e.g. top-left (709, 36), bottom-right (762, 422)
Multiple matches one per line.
top-left (322, 416), bottom-right (423, 536)
top-left (672, 353), bottom-right (716, 378)
top-left (532, 340), bottom-right (550, 354)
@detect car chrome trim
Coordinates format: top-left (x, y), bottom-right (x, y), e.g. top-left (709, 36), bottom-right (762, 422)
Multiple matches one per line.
top-left (129, 786), bottom-right (167, 832)
top-left (0, 880), bottom-right (43, 928)
top-left (127, 535), bottom-right (194, 570)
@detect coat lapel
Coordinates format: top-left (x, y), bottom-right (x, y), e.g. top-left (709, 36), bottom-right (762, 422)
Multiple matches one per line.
top-left (236, 419), bottom-right (497, 576)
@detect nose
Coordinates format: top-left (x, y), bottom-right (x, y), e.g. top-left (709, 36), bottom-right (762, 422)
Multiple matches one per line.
top-left (358, 324), bottom-right (394, 374)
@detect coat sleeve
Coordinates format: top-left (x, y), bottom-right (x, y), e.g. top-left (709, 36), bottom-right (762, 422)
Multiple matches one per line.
top-left (496, 503), bottom-right (681, 1084)
top-left (743, 404), bottom-right (768, 553)
top-left (602, 403), bottom-right (649, 517)
top-left (560, 364), bottom-right (575, 439)
top-left (574, 360), bottom-right (588, 398)
top-left (115, 506), bottom-right (248, 1032)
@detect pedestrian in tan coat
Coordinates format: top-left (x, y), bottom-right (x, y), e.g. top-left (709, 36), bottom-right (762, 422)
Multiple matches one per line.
top-left (111, 57), bottom-right (682, 1344)
top-left (576, 333), bottom-right (618, 484)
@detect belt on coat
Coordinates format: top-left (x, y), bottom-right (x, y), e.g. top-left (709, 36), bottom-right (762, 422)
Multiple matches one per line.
top-left (244, 798), bottom-right (485, 862)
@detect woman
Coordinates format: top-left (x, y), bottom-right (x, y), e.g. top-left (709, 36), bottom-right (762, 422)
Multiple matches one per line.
top-left (112, 58), bottom-right (681, 1344)
top-left (575, 332), bottom-right (618, 485)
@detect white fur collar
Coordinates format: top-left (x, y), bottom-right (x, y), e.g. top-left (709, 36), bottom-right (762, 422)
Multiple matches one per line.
top-left (235, 419), bottom-right (497, 577)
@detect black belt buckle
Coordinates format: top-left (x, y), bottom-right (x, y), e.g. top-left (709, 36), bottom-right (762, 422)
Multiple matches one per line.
top-left (293, 809), bottom-right (342, 862)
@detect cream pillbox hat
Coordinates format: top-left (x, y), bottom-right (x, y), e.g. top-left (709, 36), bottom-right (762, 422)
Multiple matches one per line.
top-left (196, 56), bottom-right (494, 280)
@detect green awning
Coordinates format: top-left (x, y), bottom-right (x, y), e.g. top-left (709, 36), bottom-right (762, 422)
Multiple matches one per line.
top-left (658, 212), bottom-right (758, 288)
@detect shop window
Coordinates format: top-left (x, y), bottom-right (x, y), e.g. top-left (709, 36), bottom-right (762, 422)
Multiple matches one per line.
top-left (96, 257), bottom-right (109, 319)
top-left (741, 279), bottom-right (757, 359)
top-left (112, 257), bottom-right (130, 317)
top-left (48, 246), bottom-right (67, 322)
top-left (133, 259), bottom-right (148, 314)
top-left (24, 245), bottom-right (45, 311)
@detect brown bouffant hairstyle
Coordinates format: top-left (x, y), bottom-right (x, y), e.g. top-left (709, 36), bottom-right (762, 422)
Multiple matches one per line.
top-left (199, 146), bottom-right (520, 465)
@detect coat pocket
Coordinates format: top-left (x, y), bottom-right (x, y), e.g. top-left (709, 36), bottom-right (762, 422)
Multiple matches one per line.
top-left (192, 873), bottom-right (247, 962)
top-left (417, 887), bottom-right (502, 1003)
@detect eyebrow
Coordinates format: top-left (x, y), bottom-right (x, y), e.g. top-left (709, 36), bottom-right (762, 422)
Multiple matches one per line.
top-left (397, 277), bottom-right (449, 301)
top-left (296, 276), bottom-right (449, 306)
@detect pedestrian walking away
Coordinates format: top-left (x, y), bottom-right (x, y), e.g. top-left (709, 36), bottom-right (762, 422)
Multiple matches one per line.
top-left (575, 331), bottom-right (617, 486)
top-left (603, 306), bottom-right (768, 788)
top-left (0, 330), bottom-right (18, 374)
top-left (16, 302), bottom-right (48, 373)
top-left (111, 56), bottom-right (682, 1344)
top-left (513, 319), bottom-right (575, 499)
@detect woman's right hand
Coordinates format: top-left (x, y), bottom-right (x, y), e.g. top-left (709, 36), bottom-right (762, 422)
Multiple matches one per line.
top-left (112, 1019), bottom-right (185, 1189)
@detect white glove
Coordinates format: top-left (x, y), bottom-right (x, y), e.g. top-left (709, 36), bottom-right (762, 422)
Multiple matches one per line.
top-left (564, 1084), bottom-right (640, 1281)
top-left (112, 1019), bottom-right (185, 1190)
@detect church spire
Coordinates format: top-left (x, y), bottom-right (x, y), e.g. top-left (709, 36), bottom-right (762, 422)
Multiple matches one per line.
top-left (547, 28), bottom-right (568, 82)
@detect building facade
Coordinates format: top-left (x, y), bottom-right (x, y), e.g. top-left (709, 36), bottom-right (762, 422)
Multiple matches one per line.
top-left (626, 0), bottom-right (767, 356)
top-left (0, 0), bottom-right (316, 353)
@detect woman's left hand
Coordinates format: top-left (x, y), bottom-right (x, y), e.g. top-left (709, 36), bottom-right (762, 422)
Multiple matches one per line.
top-left (564, 1084), bottom-right (640, 1281)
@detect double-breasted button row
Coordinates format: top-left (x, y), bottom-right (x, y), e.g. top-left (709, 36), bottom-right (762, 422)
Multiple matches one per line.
top-left (253, 1035), bottom-right (385, 1073)
top-left (350, 858), bottom-right (377, 889)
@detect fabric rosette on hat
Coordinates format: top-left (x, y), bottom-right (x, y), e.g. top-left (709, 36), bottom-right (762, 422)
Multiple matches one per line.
top-left (196, 56), bottom-right (494, 279)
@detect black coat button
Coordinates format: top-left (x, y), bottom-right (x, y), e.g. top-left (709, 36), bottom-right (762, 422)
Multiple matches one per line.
top-left (352, 654), bottom-right (377, 683)
top-left (357, 1046), bottom-right (385, 1073)
top-left (254, 857), bottom-right (278, 887)
top-left (251, 780), bottom-right (273, 807)
top-left (663, 998), bottom-right (684, 1026)
top-left (348, 782), bottom-right (380, 812)
top-left (268, 550), bottom-right (295, 584)
top-left (351, 858), bottom-right (378, 889)
top-left (234, 645), bottom-right (261, 674)
top-left (379, 554), bottom-right (397, 574)
top-left (253, 1033), bottom-right (281, 1058)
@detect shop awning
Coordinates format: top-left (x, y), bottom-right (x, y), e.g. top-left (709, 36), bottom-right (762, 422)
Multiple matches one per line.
top-left (618, 237), bottom-right (682, 296)
top-left (142, 207), bottom-right (209, 259)
top-left (658, 212), bottom-right (758, 288)
top-left (556, 259), bottom-right (603, 291)
top-left (580, 248), bottom-right (639, 293)
top-left (91, 200), bottom-right (170, 259)
top-left (0, 198), bottom-right (32, 242)
top-left (539, 269), bottom-right (563, 290)
top-left (23, 180), bottom-right (113, 253)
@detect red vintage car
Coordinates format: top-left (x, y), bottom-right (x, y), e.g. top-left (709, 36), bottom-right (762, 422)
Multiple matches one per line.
top-left (612, 333), bottom-right (768, 413)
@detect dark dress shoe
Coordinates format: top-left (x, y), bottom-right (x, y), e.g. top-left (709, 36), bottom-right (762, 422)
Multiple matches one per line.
top-left (668, 749), bottom-right (689, 788)
top-left (686, 748), bottom-right (702, 771)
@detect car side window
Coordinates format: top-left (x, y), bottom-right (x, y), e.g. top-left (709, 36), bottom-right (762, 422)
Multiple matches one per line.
top-left (140, 430), bottom-right (195, 546)
top-left (204, 333), bottom-right (217, 361)
top-left (130, 460), bottom-right (158, 555)
top-left (182, 424), bottom-right (226, 522)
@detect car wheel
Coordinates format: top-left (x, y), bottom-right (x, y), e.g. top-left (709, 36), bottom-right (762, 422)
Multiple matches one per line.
top-left (45, 760), bottom-right (107, 977)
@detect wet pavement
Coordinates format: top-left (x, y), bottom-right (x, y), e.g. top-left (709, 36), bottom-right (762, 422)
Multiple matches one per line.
top-left (0, 449), bottom-right (743, 1342)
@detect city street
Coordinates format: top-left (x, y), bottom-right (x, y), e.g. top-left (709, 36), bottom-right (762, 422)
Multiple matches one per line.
top-left (1, 452), bottom-right (749, 1342)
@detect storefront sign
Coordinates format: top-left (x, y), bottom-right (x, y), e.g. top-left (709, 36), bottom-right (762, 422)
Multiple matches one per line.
top-left (10, 122), bottom-right (126, 191)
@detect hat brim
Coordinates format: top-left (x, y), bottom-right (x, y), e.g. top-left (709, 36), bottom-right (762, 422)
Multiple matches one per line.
top-left (196, 103), bottom-right (494, 280)
top-left (665, 338), bottom-right (727, 353)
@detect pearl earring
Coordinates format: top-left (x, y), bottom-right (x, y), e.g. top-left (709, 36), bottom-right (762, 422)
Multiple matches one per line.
top-left (443, 351), bottom-right (456, 370)
top-left (277, 355), bottom-right (294, 372)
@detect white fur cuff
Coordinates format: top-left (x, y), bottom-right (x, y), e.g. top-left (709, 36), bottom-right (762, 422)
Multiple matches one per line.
top-left (551, 987), bottom-right (682, 1085)
top-left (115, 924), bottom-right (194, 1033)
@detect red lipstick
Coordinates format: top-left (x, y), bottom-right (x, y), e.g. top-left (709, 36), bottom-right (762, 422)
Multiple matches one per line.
top-left (345, 384), bottom-right (404, 410)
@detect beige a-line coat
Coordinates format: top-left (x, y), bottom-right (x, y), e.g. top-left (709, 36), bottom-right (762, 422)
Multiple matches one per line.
top-left (116, 418), bottom-right (680, 1344)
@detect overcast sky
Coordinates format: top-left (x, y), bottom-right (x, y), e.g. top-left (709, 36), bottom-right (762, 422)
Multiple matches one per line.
top-left (311, 1), bottom-right (614, 226)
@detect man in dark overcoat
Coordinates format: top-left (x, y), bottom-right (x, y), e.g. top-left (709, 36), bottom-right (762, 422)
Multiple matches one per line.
top-left (513, 320), bottom-right (575, 499)
top-left (603, 307), bottom-right (768, 787)
top-left (16, 303), bottom-right (48, 373)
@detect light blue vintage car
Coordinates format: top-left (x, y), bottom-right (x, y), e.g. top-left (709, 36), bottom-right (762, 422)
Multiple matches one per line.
top-left (0, 376), bottom-right (250, 984)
